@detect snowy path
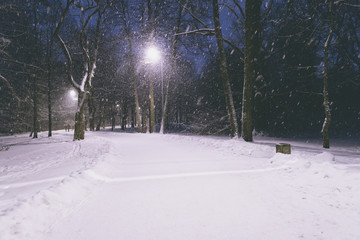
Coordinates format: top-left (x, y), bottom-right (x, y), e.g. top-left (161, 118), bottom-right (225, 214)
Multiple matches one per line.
top-left (46, 133), bottom-right (292, 240)
top-left (1, 131), bottom-right (360, 240)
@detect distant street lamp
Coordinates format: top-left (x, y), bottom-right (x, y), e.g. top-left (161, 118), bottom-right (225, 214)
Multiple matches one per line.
top-left (145, 46), bottom-right (163, 133)
top-left (69, 89), bottom-right (77, 101)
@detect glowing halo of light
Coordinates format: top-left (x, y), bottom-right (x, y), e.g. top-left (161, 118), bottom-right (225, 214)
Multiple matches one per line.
top-left (145, 46), bottom-right (161, 64)
top-left (69, 89), bottom-right (77, 101)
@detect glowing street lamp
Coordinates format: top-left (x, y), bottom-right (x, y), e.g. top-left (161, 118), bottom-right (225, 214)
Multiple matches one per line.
top-left (69, 89), bottom-right (77, 101)
top-left (145, 46), bottom-right (161, 64)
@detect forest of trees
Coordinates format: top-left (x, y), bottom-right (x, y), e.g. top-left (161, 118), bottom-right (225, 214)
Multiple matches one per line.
top-left (0, 0), bottom-right (359, 148)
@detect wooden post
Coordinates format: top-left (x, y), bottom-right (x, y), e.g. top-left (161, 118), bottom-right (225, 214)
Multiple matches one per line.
top-left (276, 143), bottom-right (291, 154)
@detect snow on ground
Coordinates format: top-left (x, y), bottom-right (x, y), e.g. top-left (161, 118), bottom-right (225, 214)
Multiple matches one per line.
top-left (0, 130), bottom-right (360, 240)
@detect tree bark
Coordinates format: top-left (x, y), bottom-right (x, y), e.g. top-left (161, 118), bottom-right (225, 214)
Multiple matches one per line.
top-left (129, 42), bottom-right (141, 133)
top-left (88, 92), bottom-right (95, 131)
top-left (160, 1), bottom-right (187, 134)
top-left (121, 101), bottom-right (127, 130)
top-left (32, 74), bottom-right (38, 139)
top-left (74, 92), bottom-right (87, 140)
top-left (146, 0), bottom-right (157, 134)
top-left (31, 0), bottom-right (39, 139)
top-left (322, 0), bottom-right (334, 149)
top-left (74, 111), bottom-right (85, 140)
top-left (47, 65), bottom-right (52, 137)
top-left (149, 71), bottom-right (156, 133)
top-left (142, 81), bottom-right (148, 133)
top-left (159, 76), bottom-right (169, 134)
top-left (212, 0), bottom-right (238, 138)
top-left (111, 108), bottom-right (116, 131)
top-left (242, 0), bottom-right (262, 142)
top-left (120, 0), bottom-right (141, 133)
top-left (54, 0), bottom-right (106, 140)
top-left (47, 30), bottom-right (53, 137)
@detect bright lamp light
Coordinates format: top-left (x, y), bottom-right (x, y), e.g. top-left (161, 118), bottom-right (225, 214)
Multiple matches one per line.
top-left (69, 89), bottom-right (77, 101)
top-left (145, 46), bottom-right (161, 64)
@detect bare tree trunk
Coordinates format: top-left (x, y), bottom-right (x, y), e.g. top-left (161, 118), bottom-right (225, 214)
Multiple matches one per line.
top-left (120, 0), bottom-right (141, 133)
top-left (74, 111), bottom-right (85, 140)
top-left (88, 92), bottom-right (96, 131)
top-left (47, 66), bottom-right (52, 137)
top-left (47, 30), bottom-right (53, 137)
top-left (142, 81), bottom-right (148, 133)
top-left (121, 101), bottom-right (127, 130)
top-left (149, 71), bottom-right (156, 133)
top-left (146, 0), bottom-right (157, 133)
top-left (160, 1), bottom-right (187, 134)
top-left (160, 74), bottom-right (170, 134)
top-left (212, 0), bottom-right (238, 138)
top-left (54, 0), bottom-right (106, 140)
top-left (129, 43), bottom-right (141, 133)
top-left (142, 0), bottom-right (161, 133)
top-left (242, 0), bottom-right (262, 142)
top-left (31, 0), bottom-right (39, 139)
top-left (131, 106), bottom-right (135, 128)
top-left (322, 0), bottom-right (334, 149)
top-left (111, 107), bottom-right (116, 131)
top-left (96, 116), bottom-right (101, 131)
top-left (74, 92), bottom-right (87, 140)
top-left (32, 75), bottom-right (38, 139)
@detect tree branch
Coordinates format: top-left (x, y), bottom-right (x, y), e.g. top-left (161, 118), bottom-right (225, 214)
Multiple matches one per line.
top-left (174, 0), bottom-right (209, 28)
top-left (223, 38), bottom-right (244, 59)
top-left (54, 0), bottom-right (80, 90)
top-left (175, 28), bottom-right (215, 36)
top-left (0, 73), bottom-right (21, 102)
top-left (220, 3), bottom-right (244, 28)
top-left (233, 0), bottom-right (245, 20)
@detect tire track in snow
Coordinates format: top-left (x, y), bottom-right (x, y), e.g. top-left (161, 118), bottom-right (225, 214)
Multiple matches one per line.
top-left (0, 176), bottom-right (66, 190)
top-left (84, 161), bottom-right (297, 183)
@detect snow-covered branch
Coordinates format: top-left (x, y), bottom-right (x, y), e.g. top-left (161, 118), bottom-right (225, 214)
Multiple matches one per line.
top-left (79, 5), bottom-right (99, 67)
top-left (55, 34), bottom-right (80, 90)
top-left (77, 91), bottom-right (89, 112)
top-left (175, 29), bottom-right (244, 58)
top-left (54, 0), bottom-right (80, 90)
top-left (174, 0), bottom-right (209, 28)
top-left (220, 3), bottom-right (244, 28)
top-left (175, 28), bottom-right (215, 36)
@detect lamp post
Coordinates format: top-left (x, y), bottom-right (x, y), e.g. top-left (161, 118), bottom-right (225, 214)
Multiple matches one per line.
top-left (145, 48), bottom-right (163, 103)
top-left (160, 59), bottom-right (163, 114)
top-left (145, 46), bottom-right (162, 133)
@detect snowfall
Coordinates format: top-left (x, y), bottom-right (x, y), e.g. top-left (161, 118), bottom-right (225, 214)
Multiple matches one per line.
top-left (0, 130), bottom-right (359, 240)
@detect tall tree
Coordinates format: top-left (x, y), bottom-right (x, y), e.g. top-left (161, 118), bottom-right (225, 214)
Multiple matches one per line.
top-left (54, 0), bottom-right (106, 140)
top-left (119, 0), bottom-right (142, 133)
top-left (322, 0), bottom-right (334, 148)
top-left (30, 0), bottom-right (41, 139)
top-left (212, 0), bottom-right (238, 138)
top-left (241, 0), bottom-right (262, 142)
top-left (45, 1), bottom-right (60, 137)
top-left (175, 0), bottom-right (240, 137)
top-left (160, 0), bottom-right (189, 134)
top-left (146, 0), bottom-right (158, 133)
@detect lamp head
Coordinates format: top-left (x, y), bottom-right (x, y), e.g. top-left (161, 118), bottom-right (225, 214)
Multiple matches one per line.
top-left (69, 89), bottom-right (77, 101)
top-left (145, 46), bottom-right (161, 64)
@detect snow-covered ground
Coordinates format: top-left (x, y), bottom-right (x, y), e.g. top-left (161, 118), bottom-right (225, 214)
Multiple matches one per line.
top-left (0, 130), bottom-right (359, 240)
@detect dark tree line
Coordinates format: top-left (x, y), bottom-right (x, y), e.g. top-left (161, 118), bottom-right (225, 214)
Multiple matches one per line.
top-left (257, 0), bottom-right (360, 145)
top-left (0, 0), bottom-right (359, 148)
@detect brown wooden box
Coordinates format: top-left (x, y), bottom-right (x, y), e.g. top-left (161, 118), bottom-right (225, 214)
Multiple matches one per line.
top-left (276, 143), bottom-right (291, 154)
